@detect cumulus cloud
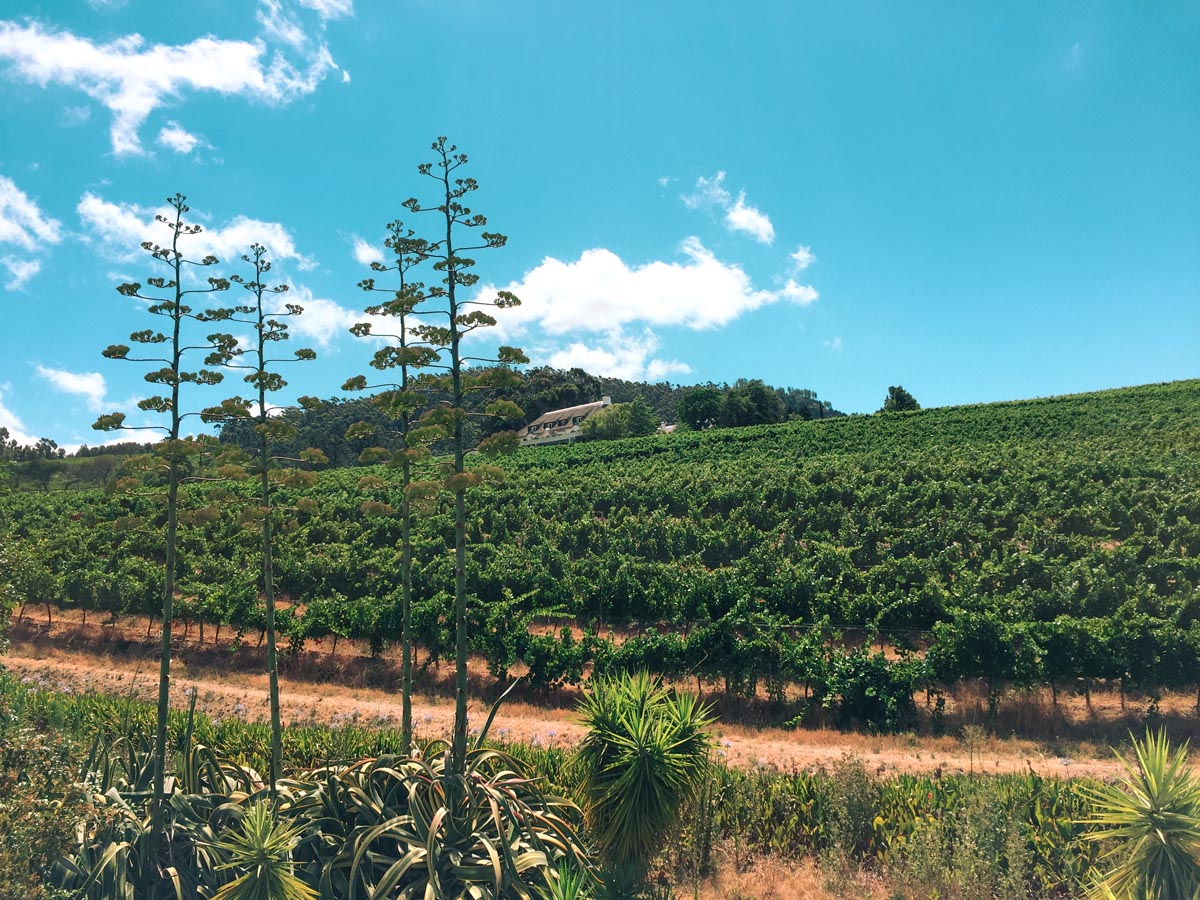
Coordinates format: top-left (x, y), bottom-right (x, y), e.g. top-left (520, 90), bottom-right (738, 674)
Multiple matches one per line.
top-left (157, 121), bottom-right (209, 154)
top-left (0, 8), bottom-right (342, 156)
top-left (34, 365), bottom-right (107, 411)
top-left (0, 174), bottom-right (61, 290)
top-left (681, 171), bottom-right (775, 244)
top-left (476, 236), bottom-right (817, 342)
top-left (77, 192), bottom-right (315, 269)
top-left (542, 329), bottom-right (690, 383)
top-left (778, 279), bottom-right (818, 306)
top-left (824, 336), bottom-right (843, 352)
top-left (351, 235), bottom-right (381, 266)
top-left (283, 285), bottom-right (363, 347)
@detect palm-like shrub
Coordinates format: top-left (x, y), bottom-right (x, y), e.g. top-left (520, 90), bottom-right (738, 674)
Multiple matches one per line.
top-left (575, 671), bottom-right (714, 882)
top-left (212, 801), bottom-right (316, 900)
top-left (1080, 729), bottom-right (1200, 900)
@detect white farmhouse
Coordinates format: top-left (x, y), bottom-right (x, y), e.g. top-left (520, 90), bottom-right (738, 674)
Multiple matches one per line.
top-left (519, 396), bottom-right (612, 447)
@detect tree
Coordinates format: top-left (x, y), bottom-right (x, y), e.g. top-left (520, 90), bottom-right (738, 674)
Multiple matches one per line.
top-left (344, 219), bottom-right (441, 752)
top-left (626, 396), bottom-right (659, 436)
top-left (203, 243), bottom-right (319, 798)
top-left (720, 379), bottom-right (783, 427)
top-left (580, 403), bottom-right (633, 441)
top-left (677, 386), bottom-right (722, 431)
top-left (881, 384), bottom-right (920, 412)
top-left (92, 193), bottom-right (232, 872)
top-left (403, 137), bottom-right (527, 772)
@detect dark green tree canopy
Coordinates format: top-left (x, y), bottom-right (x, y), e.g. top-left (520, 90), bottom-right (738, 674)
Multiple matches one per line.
top-left (881, 385), bottom-right (921, 413)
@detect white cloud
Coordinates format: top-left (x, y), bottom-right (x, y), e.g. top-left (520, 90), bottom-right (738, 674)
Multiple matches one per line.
top-left (724, 191), bottom-right (774, 244)
top-left (778, 279), bottom-right (818, 306)
top-left (789, 244), bottom-right (816, 272)
top-left (77, 192), bottom-right (315, 269)
top-left (341, 69), bottom-right (351, 83)
top-left (824, 336), bottom-right (842, 352)
top-left (1, 255), bottom-right (40, 290)
top-left (477, 236), bottom-right (817, 341)
top-left (351, 235), bottom-right (380, 266)
top-left (0, 386), bottom-right (38, 445)
top-left (0, 14), bottom-right (340, 155)
top-left (283, 286), bottom-right (362, 347)
top-left (681, 171), bottom-right (731, 211)
top-left (257, 0), bottom-right (309, 49)
top-left (296, 0), bottom-right (354, 19)
top-left (34, 365), bottom-right (107, 411)
top-left (157, 121), bottom-right (208, 154)
top-left (0, 175), bottom-right (61, 251)
top-left (542, 329), bottom-right (690, 383)
top-left (0, 175), bottom-right (61, 290)
top-left (681, 171), bottom-right (775, 244)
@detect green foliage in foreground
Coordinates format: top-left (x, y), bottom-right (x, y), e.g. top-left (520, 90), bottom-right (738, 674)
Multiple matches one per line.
top-left (0, 670), bottom-right (1134, 899)
top-left (575, 672), bottom-right (713, 885)
top-left (1080, 730), bottom-right (1200, 900)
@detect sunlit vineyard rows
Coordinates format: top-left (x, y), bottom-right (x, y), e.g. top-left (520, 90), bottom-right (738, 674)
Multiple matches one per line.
top-left (6, 380), bottom-right (1200, 728)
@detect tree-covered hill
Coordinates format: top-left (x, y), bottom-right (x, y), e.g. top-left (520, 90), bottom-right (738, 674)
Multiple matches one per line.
top-left (4, 379), bottom-right (1199, 725)
top-left (215, 366), bottom-right (839, 465)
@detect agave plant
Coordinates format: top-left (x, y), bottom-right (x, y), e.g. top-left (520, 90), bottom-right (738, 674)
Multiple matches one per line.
top-left (1079, 729), bottom-right (1200, 900)
top-left (276, 684), bottom-right (597, 900)
top-left (574, 671), bottom-right (714, 885)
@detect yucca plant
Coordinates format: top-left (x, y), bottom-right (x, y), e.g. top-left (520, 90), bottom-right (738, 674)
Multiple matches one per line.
top-left (575, 671), bottom-right (714, 888)
top-left (1079, 729), bottom-right (1200, 900)
top-left (211, 801), bottom-right (317, 900)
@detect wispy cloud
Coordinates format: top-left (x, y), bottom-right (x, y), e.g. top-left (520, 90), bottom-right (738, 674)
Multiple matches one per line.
top-left (789, 244), bottom-right (816, 272)
top-left (1, 255), bottom-right (41, 290)
top-left (34, 365), bottom-right (107, 411)
top-left (681, 171), bottom-right (775, 244)
top-left (1067, 42), bottom-right (1084, 72)
top-left (157, 122), bottom-right (209, 155)
top-left (0, 174), bottom-right (61, 290)
top-left (77, 192), bottom-right (315, 270)
top-left (824, 336), bottom-right (842, 352)
top-left (0, 4), bottom-right (344, 156)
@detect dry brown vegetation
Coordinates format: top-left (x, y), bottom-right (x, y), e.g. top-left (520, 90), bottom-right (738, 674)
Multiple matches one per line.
top-left (12, 606), bottom-right (1200, 781)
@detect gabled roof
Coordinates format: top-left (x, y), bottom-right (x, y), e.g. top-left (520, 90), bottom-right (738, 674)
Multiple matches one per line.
top-left (524, 400), bottom-right (607, 428)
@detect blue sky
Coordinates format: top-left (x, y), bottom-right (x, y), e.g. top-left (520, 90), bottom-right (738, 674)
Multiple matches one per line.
top-left (0, 1), bottom-right (1196, 449)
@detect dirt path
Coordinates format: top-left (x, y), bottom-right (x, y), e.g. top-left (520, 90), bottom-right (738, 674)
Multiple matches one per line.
top-left (5, 640), bottom-right (1130, 780)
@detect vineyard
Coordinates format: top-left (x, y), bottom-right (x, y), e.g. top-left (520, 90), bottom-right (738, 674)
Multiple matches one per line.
top-left (5, 379), bottom-right (1200, 730)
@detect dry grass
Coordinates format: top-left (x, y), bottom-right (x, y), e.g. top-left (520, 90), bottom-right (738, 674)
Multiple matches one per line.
top-left (682, 853), bottom-right (891, 900)
top-left (10, 606), bottom-right (1200, 779)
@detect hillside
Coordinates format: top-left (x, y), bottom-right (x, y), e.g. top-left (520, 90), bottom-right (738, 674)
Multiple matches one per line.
top-left (4, 379), bottom-right (1199, 727)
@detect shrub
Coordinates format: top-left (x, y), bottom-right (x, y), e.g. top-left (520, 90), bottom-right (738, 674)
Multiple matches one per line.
top-left (575, 671), bottom-right (713, 888)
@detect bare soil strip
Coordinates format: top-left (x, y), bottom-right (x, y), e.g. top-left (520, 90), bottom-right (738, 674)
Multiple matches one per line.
top-left (4, 639), bottom-right (1130, 780)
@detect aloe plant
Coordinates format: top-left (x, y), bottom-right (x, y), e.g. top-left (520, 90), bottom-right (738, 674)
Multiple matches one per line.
top-left (1080, 729), bottom-right (1200, 900)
